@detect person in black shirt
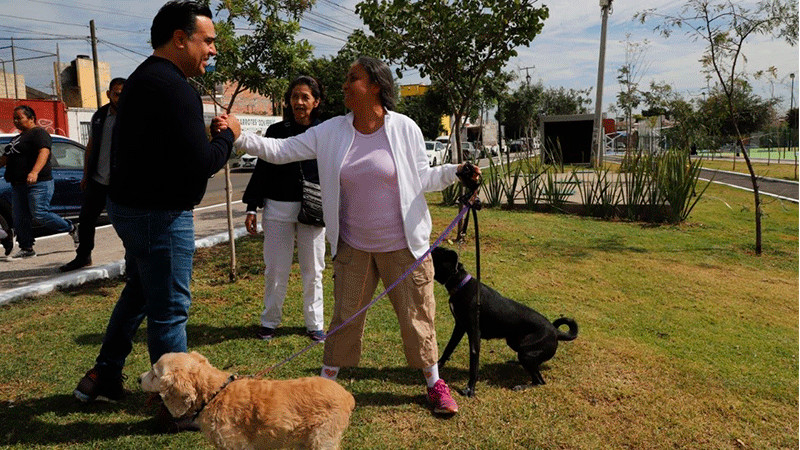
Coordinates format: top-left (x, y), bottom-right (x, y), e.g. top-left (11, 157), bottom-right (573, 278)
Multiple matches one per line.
top-left (0, 105), bottom-right (78, 258)
top-left (60, 77), bottom-right (125, 272)
top-left (73, 1), bottom-right (241, 431)
top-left (242, 76), bottom-right (327, 342)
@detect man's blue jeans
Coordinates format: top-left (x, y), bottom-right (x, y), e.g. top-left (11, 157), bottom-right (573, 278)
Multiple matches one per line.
top-left (11, 180), bottom-right (72, 249)
top-left (95, 202), bottom-right (195, 374)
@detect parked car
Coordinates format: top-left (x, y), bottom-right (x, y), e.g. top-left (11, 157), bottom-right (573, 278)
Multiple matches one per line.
top-left (424, 141), bottom-right (446, 166)
top-left (0, 134), bottom-right (88, 240)
top-left (238, 153), bottom-right (258, 169)
top-left (460, 142), bottom-right (480, 160)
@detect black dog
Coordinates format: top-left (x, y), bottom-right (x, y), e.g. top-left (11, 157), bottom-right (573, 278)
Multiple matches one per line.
top-left (431, 247), bottom-right (578, 396)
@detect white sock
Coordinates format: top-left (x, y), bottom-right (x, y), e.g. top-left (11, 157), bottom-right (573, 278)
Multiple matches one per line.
top-left (320, 365), bottom-right (340, 381)
top-left (423, 364), bottom-right (440, 388)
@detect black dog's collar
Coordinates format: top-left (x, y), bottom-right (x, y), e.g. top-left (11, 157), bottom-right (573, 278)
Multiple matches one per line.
top-left (191, 374), bottom-right (237, 421)
top-left (445, 273), bottom-right (472, 295)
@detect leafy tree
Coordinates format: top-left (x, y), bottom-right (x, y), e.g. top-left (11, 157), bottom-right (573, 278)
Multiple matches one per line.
top-left (396, 86), bottom-right (448, 140)
top-left (355, 0), bottom-right (549, 163)
top-left (637, 0), bottom-right (798, 255)
top-left (198, 0), bottom-right (315, 112)
top-left (616, 34), bottom-right (650, 150)
top-left (305, 55), bottom-right (348, 120)
top-left (787, 107), bottom-right (798, 130)
top-left (497, 82), bottom-right (592, 139)
top-left (698, 81), bottom-right (777, 138)
top-left (194, 0), bottom-right (315, 280)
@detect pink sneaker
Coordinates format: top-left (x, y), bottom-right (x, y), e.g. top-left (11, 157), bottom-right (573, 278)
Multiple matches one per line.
top-left (427, 379), bottom-right (458, 415)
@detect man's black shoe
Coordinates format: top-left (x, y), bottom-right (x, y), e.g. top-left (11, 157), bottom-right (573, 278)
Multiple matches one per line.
top-left (60, 256), bottom-right (92, 272)
top-left (1, 231), bottom-right (12, 256)
top-left (74, 366), bottom-right (126, 403)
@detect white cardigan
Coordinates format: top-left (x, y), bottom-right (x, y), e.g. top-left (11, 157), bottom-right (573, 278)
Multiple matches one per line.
top-left (235, 110), bottom-right (459, 258)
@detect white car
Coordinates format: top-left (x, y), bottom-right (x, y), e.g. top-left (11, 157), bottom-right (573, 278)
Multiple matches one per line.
top-left (425, 141), bottom-right (446, 166)
top-left (238, 153), bottom-right (257, 169)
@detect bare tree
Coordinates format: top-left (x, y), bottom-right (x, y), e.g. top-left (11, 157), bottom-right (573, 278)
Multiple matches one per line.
top-left (616, 34), bottom-right (650, 157)
top-left (637, 0), bottom-right (798, 255)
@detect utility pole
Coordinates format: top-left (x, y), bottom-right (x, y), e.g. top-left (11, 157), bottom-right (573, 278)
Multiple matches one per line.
top-left (790, 73), bottom-right (796, 180)
top-left (520, 65), bottom-right (535, 86)
top-left (11, 37), bottom-right (18, 100)
top-left (1, 60), bottom-right (7, 98)
top-left (53, 43), bottom-right (63, 103)
top-left (592, 0), bottom-right (612, 167)
top-left (90, 20), bottom-right (103, 108)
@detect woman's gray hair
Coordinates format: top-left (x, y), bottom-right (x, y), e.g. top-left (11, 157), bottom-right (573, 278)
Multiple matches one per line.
top-left (355, 56), bottom-right (396, 111)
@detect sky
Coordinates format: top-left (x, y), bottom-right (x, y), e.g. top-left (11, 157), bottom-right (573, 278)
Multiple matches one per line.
top-left (1, 0), bottom-right (797, 115)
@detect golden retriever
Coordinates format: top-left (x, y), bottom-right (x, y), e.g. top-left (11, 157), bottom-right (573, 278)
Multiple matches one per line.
top-left (140, 351), bottom-right (355, 450)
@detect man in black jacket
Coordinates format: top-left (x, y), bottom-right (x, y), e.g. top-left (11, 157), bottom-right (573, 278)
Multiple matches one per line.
top-left (73, 1), bottom-right (241, 425)
top-left (60, 77), bottom-right (125, 272)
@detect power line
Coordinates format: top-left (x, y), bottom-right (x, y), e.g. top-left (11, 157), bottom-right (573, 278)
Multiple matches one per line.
top-left (303, 14), bottom-right (354, 36)
top-left (319, 0), bottom-right (356, 14)
top-left (97, 40), bottom-right (146, 64)
top-left (0, 24), bottom-right (86, 40)
top-left (0, 12), bottom-right (149, 36)
top-left (97, 38), bottom-right (150, 59)
top-left (306, 9), bottom-right (361, 33)
top-left (28, 0), bottom-right (152, 20)
top-left (299, 25), bottom-right (348, 44)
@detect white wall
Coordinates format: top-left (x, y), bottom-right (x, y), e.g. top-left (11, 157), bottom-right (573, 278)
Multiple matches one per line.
top-left (66, 108), bottom-right (95, 144)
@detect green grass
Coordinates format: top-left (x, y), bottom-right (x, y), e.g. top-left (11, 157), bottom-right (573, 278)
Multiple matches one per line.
top-left (1, 185), bottom-right (797, 449)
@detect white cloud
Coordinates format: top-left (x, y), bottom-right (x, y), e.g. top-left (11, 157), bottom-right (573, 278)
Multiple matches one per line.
top-left (0, 0), bottom-right (796, 112)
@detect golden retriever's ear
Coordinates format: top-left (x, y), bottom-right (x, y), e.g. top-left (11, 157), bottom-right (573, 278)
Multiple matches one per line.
top-left (160, 370), bottom-right (198, 418)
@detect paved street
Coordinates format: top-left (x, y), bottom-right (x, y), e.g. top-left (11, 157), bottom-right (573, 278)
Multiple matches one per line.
top-left (0, 168), bottom-right (254, 304)
top-left (1, 158), bottom-right (796, 305)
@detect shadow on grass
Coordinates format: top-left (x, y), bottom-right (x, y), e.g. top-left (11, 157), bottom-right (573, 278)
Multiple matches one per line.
top-left (74, 324), bottom-right (307, 347)
top-left (440, 361), bottom-right (550, 392)
top-left (0, 391), bottom-right (163, 446)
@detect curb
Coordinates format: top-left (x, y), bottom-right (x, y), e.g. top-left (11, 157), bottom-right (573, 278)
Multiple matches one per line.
top-left (0, 226), bottom-right (250, 307)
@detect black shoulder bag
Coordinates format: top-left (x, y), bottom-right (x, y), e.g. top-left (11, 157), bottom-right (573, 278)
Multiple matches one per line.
top-left (297, 163), bottom-right (325, 227)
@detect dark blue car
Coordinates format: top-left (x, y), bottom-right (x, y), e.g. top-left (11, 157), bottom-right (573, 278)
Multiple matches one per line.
top-left (0, 133), bottom-right (87, 242)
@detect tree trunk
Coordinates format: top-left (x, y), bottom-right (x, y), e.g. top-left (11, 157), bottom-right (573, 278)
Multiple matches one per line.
top-left (735, 130), bottom-right (762, 255)
top-left (453, 112), bottom-right (468, 241)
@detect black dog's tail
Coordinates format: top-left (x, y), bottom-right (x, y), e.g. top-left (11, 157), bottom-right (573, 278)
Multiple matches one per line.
top-left (552, 317), bottom-right (578, 341)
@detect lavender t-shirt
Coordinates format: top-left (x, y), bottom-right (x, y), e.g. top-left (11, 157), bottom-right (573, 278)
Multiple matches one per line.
top-left (339, 127), bottom-right (406, 252)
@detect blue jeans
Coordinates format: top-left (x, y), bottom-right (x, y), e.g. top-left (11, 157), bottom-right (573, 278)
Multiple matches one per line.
top-left (95, 202), bottom-right (195, 373)
top-left (11, 180), bottom-right (72, 249)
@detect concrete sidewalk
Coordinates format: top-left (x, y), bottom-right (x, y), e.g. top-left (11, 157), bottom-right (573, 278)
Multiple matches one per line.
top-left (0, 202), bottom-right (249, 306)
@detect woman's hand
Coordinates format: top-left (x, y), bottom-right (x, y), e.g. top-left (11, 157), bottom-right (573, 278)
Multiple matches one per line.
top-left (26, 171), bottom-right (39, 185)
top-left (456, 162), bottom-right (481, 191)
top-left (212, 114), bottom-right (242, 139)
top-left (245, 213), bottom-right (258, 236)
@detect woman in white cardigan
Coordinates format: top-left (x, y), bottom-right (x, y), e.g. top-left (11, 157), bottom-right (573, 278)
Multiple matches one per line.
top-left (215, 57), bottom-right (479, 416)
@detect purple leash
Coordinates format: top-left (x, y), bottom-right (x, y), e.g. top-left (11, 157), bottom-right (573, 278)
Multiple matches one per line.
top-left (255, 196), bottom-right (476, 378)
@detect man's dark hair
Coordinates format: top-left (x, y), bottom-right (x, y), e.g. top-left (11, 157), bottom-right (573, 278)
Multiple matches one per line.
top-left (355, 56), bottom-right (396, 111)
top-left (150, 1), bottom-right (213, 50)
top-left (283, 75), bottom-right (325, 122)
top-left (109, 77), bottom-right (126, 90)
top-left (13, 105), bottom-right (36, 122)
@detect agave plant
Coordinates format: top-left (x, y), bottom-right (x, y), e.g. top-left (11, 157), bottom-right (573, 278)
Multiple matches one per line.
top-left (576, 166), bottom-right (621, 219)
top-left (655, 149), bottom-right (712, 223)
top-left (481, 156), bottom-right (506, 208)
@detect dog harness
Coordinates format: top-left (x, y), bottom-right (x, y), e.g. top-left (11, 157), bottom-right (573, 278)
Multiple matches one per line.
top-left (191, 374), bottom-right (238, 421)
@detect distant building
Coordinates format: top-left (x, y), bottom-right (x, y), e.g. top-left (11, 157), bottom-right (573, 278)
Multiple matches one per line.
top-left (201, 82), bottom-right (276, 116)
top-left (400, 84), bottom-right (428, 97)
top-left (0, 71), bottom-right (26, 99)
top-left (58, 55), bottom-right (111, 108)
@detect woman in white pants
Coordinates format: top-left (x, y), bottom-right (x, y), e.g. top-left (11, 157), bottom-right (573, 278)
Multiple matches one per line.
top-left (242, 76), bottom-right (327, 341)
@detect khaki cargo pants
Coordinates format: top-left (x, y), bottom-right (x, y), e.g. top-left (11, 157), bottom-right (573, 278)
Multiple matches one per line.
top-left (323, 241), bottom-right (439, 369)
